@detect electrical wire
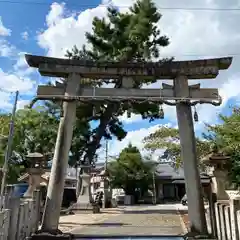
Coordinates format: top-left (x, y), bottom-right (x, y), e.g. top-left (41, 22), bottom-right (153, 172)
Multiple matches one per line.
top-left (0, 0), bottom-right (240, 12)
top-left (0, 0), bottom-right (238, 59)
top-left (160, 53), bottom-right (239, 58)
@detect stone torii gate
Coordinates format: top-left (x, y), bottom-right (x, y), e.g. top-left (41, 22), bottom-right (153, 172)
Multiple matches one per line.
top-left (25, 54), bottom-right (232, 235)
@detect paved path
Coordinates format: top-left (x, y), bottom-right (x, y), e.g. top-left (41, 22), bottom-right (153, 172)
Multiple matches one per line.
top-left (59, 210), bottom-right (121, 233)
top-left (62, 205), bottom-right (185, 237)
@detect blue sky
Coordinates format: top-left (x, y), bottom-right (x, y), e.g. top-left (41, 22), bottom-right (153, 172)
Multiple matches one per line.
top-left (0, 0), bottom-right (240, 159)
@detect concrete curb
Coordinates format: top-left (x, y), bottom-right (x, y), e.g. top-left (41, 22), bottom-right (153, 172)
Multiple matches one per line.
top-left (177, 208), bottom-right (188, 234)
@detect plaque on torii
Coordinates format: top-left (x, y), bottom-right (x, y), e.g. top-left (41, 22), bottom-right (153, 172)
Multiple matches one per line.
top-left (25, 54), bottom-right (232, 235)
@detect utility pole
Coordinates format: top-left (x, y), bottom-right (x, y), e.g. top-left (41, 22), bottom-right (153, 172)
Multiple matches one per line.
top-left (105, 139), bottom-right (108, 170)
top-left (0, 91), bottom-right (19, 208)
top-left (152, 171), bottom-right (156, 205)
top-left (102, 139), bottom-right (108, 208)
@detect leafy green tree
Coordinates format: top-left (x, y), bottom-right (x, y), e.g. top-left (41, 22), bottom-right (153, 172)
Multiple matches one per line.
top-left (0, 113), bottom-right (27, 183)
top-left (108, 144), bottom-right (154, 201)
top-left (0, 108), bottom-right (59, 183)
top-left (1, 102), bottom-right (92, 184)
top-left (144, 107), bottom-right (240, 187)
top-left (0, 114), bottom-right (10, 165)
top-left (66, 0), bottom-right (170, 166)
top-left (0, 114), bottom-right (11, 181)
top-left (43, 98), bottom-right (97, 195)
top-left (12, 107), bottom-right (59, 166)
top-left (204, 107), bottom-right (240, 187)
top-left (143, 126), bottom-right (211, 170)
top-left (43, 88), bottom-right (94, 168)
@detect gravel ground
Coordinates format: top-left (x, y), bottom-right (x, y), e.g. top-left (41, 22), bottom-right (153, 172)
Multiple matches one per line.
top-left (68, 208), bottom-right (185, 237)
top-left (59, 212), bottom-right (120, 233)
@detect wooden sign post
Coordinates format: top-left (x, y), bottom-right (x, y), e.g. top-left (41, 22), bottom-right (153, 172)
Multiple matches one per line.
top-left (25, 54), bottom-right (232, 236)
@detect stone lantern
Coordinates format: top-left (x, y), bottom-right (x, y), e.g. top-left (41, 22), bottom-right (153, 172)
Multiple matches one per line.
top-left (74, 164), bottom-right (94, 210)
top-left (23, 152), bottom-right (48, 198)
top-left (204, 152), bottom-right (231, 200)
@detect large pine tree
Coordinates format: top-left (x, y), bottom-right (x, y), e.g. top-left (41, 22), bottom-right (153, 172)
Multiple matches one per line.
top-left (66, 0), bottom-right (170, 167)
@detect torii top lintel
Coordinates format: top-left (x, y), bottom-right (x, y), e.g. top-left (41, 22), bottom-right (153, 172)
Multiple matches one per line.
top-left (25, 54), bottom-right (232, 80)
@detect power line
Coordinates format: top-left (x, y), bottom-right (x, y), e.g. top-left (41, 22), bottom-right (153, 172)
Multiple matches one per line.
top-left (0, 0), bottom-right (240, 12)
top-left (161, 53), bottom-right (240, 58)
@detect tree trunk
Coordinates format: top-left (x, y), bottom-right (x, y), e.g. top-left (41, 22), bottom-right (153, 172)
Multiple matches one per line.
top-left (76, 105), bottom-right (115, 201)
top-left (83, 106), bottom-right (114, 165)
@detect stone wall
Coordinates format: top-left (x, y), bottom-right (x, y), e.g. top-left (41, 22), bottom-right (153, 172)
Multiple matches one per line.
top-left (0, 189), bottom-right (41, 240)
top-left (206, 190), bottom-right (240, 240)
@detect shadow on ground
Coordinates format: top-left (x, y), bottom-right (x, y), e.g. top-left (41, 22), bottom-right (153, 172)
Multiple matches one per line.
top-left (61, 222), bottom-right (129, 227)
top-left (122, 209), bottom-right (188, 214)
top-left (74, 234), bottom-right (184, 239)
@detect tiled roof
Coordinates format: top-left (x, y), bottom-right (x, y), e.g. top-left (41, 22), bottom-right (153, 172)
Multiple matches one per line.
top-left (155, 163), bottom-right (184, 179)
top-left (155, 162), bottom-right (210, 180)
top-left (69, 161), bottom-right (209, 180)
top-left (94, 161), bottom-right (209, 180)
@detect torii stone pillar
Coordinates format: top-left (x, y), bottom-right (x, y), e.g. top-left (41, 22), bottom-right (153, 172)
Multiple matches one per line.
top-left (174, 75), bottom-right (207, 235)
top-left (41, 73), bottom-right (80, 232)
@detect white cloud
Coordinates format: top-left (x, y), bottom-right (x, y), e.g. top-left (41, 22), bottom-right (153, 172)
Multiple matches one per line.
top-left (0, 17), bottom-right (15, 57)
top-left (21, 31), bottom-right (29, 41)
top-left (0, 17), bottom-right (16, 58)
top-left (0, 17), bottom-right (11, 36)
top-left (37, 3), bottom-right (108, 57)
top-left (0, 39), bottom-right (15, 57)
top-left (0, 68), bottom-right (34, 92)
top-left (0, 68), bottom-right (35, 111)
top-left (193, 73), bottom-right (240, 131)
top-left (14, 52), bottom-right (29, 69)
top-left (118, 112), bottom-right (143, 123)
top-left (0, 16), bottom-right (36, 109)
top-left (13, 52), bottom-right (36, 77)
top-left (35, 0), bottom-right (240, 155)
top-left (219, 75), bottom-right (240, 104)
top-left (0, 91), bottom-right (13, 109)
top-left (46, 2), bottom-right (65, 26)
top-left (106, 123), bottom-right (172, 158)
top-left (17, 99), bottom-right (30, 110)
top-left (0, 93), bottom-right (29, 111)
